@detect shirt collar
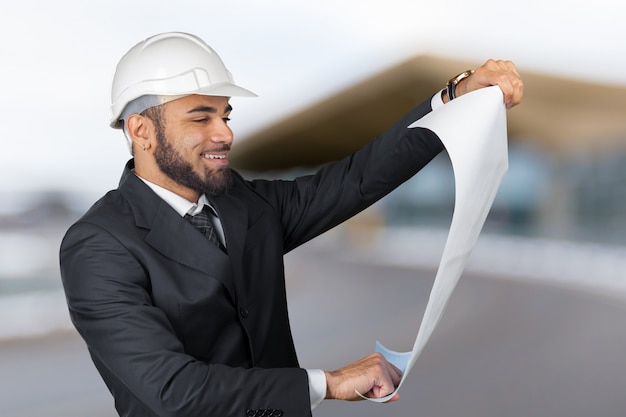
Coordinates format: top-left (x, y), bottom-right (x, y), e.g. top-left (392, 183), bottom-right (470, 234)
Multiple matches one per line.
top-left (135, 174), bottom-right (217, 217)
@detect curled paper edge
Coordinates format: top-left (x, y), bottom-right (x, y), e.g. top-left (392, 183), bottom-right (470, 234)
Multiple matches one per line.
top-left (359, 86), bottom-right (508, 402)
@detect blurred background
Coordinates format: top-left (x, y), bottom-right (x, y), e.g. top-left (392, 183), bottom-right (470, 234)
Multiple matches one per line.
top-left (1, 1), bottom-right (625, 416)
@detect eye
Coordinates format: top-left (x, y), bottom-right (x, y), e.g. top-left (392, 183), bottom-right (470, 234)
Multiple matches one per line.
top-left (222, 117), bottom-right (231, 124)
top-left (193, 117), bottom-right (209, 123)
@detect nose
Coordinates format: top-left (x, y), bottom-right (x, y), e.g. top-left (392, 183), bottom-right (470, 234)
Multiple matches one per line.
top-left (211, 119), bottom-right (234, 145)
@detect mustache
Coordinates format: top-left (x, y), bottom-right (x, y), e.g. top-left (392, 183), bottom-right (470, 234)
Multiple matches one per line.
top-left (211, 144), bottom-right (231, 152)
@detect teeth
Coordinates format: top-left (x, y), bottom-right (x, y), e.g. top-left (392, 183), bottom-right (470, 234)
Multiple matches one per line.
top-left (203, 154), bottom-right (226, 159)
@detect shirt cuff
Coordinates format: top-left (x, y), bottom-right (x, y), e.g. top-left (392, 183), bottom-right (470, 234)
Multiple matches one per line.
top-left (431, 89), bottom-right (445, 110)
top-left (306, 368), bottom-right (327, 410)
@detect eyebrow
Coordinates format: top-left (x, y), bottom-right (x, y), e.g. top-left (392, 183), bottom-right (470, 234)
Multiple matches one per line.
top-left (187, 104), bottom-right (233, 114)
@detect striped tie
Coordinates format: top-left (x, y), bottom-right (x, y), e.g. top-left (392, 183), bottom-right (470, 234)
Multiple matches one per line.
top-left (185, 207), bottom-right (226, 252)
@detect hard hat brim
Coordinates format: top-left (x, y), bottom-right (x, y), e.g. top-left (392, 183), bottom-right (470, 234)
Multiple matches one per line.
top-left (109, 83), bottom-right (257, 129)
top-left (195, 82), bottom-right (258, 99)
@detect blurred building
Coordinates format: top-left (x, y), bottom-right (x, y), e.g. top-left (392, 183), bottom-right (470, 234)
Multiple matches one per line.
top-left (230, 55), bottom-right (626, 245)
top-left (2, 54), bottom-right (625, 326)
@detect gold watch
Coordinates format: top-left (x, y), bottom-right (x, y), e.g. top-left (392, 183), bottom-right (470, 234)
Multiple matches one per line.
top-left (446, 69), bottom-right (474, 101)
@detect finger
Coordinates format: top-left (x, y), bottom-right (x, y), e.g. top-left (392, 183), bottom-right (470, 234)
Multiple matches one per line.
top-left (492, 61), bottom-right (524, 107)
top-left (370, 365), bottom-right (402, 398)
top-left (502, 76), bottom-right (524, 108)
top-left (388, 363), bottom-right (403, 385)
top-left (387, 393), bottom-right (400, 403)
top-left (370, 382), bottom-right (396, 399)
top-left (477, 61), bottom-right (524, 108)
top-left (366, 390), bottom-right (401, 403)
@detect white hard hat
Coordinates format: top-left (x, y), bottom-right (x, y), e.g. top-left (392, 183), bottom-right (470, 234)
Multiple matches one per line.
top-left (110, 32), bottom-right (256, 129)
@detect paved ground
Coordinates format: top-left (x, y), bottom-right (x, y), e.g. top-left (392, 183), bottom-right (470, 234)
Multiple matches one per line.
top-left (0, 331), bottom-right (112, 417)
top-left (2, 241), bottom-right (626, 417)
top-left (288, 245), bottom-right (626, 417)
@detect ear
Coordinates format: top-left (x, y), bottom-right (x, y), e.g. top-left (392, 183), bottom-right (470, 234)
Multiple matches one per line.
top-left (126, 114), bottom-right (155, 152)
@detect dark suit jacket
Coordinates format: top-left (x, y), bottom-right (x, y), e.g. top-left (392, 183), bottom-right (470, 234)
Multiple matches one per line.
top-left (60, 98), bottom-right (442, 417)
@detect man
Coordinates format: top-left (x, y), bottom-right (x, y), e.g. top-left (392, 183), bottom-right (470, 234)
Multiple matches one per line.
top-left (60, 32), bottom-right (523, 417)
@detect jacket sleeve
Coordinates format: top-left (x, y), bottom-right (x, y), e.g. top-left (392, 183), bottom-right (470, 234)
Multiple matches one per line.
top-left (60, 221), bottom-right (311, 417)
top-left (247, 97), bottom-right (444, 252)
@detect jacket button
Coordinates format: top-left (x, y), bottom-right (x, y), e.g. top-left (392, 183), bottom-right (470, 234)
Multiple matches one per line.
top-left (239, 307), bottom-right (249, 318)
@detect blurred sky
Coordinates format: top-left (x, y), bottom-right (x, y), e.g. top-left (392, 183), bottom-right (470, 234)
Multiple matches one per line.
top-left (0, 0), bottom-right (624, 195)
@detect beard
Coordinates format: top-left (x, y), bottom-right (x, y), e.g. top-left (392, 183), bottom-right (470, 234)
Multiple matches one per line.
top-left (153, 128), bottom-right (233, 196)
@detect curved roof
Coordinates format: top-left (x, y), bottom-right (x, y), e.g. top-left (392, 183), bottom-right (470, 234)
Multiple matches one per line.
top-left (230, 55), bottom-right (626, 172)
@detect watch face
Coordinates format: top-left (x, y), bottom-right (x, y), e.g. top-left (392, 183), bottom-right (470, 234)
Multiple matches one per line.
top-left (454, 70), bottom-right (474, 84)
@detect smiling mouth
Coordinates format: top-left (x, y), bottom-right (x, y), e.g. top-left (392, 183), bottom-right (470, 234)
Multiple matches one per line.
top-left (202, 153), bottom-right (226, 160)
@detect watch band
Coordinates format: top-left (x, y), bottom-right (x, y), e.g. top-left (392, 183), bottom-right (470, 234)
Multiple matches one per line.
top-left (446, 69), bottom-right (474, 101)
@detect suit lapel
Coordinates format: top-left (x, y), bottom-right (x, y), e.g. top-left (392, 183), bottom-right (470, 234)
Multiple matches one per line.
top-left (119, 162), bottom-right (237, 303)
